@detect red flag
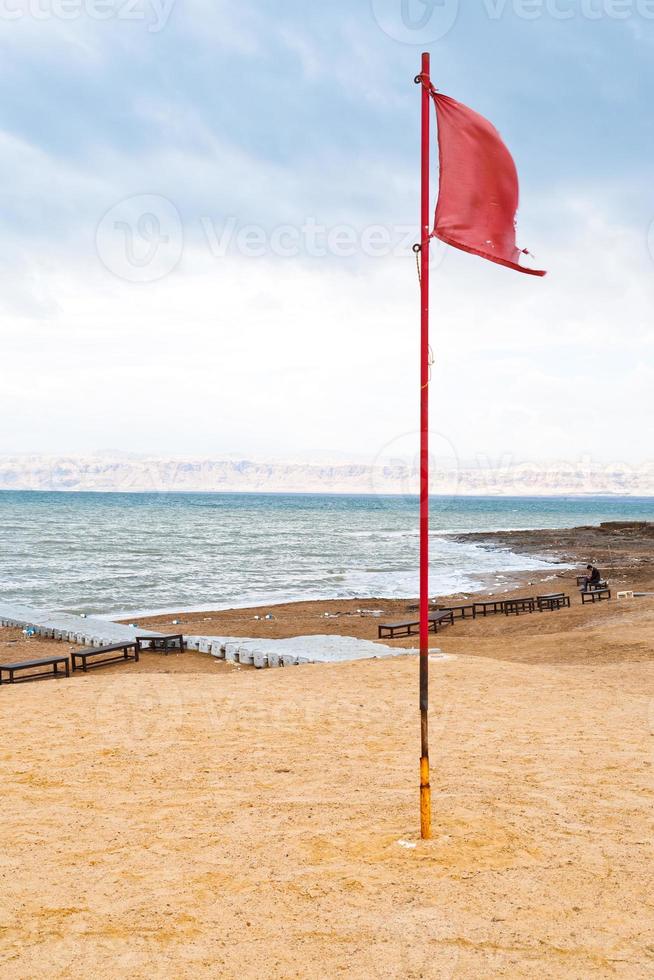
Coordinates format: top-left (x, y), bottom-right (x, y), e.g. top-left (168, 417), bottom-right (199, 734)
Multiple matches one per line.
top-left (431, 92), bottom-right (546, 277)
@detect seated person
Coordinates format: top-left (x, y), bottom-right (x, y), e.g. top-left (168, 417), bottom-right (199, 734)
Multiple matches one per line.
top-left (580, 564), bottom-right (601, 591)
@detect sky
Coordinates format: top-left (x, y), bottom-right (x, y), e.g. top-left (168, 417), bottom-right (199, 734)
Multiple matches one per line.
top-left (1, 0), bottom-right (653, 471)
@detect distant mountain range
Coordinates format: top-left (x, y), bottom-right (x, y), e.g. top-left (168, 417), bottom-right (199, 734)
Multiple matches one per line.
top-left (0, 454), bottom-right (652, 496)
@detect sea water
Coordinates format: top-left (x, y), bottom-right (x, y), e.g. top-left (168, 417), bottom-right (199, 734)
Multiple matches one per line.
top-left (0, 491), bottom-right (651, 616)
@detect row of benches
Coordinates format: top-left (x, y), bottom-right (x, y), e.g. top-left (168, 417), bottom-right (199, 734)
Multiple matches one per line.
top-left (378, 589), bottom-right (611, 639)
top-left (0, 634), bottom-right (185, 686)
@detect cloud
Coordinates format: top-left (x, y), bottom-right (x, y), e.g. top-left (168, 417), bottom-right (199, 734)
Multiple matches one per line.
top-left (0, 1), bottom-right (652, 463)
top-left (0, 177), bottom-right (651, 466)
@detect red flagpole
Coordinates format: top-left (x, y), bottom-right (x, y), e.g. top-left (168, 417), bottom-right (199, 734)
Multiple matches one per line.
top-left (418, 51), bottom-right (432, 840)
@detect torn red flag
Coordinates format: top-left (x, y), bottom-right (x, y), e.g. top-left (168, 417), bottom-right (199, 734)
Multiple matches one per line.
top-left (431, 92), bottom-right (546, 277)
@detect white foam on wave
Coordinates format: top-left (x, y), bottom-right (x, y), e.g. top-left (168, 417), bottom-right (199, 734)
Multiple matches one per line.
top-left (107, 540), bottom-right (565, 620)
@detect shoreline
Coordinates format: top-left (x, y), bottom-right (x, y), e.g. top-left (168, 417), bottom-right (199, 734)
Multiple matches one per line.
top-left (116, 521), bottom-right (654, 670)
top-left (126, 521), bottom-right (653, 636)
top-left (91, 560), bottom-right (565, 622)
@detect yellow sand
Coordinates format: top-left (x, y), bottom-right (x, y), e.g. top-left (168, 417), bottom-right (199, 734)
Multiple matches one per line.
top-left (1, 592), bottom-right (653, 977)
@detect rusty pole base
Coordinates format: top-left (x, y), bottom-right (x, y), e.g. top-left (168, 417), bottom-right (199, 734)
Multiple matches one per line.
top-left (420, 755), bottom-right (432, 839)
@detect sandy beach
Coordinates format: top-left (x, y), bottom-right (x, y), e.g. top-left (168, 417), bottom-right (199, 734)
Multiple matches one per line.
top-left (5, 0), bottom-right (653, 974)
top-left (1, 525), bottom-right (653, 977)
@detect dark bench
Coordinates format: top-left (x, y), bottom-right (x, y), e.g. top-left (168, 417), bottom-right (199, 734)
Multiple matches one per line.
top-left (0, 655), bottom-right (70, 685)
top-left (429, 610), bottom-right (455, 633)
top-left (136, 634), bottom-right (185, 655)
top-left (473, 599), bottom-right (505, 617)
top-left (537, 593), bottom-right (571, 611)
top-left (577, 575), bottom-right (608, 589)
top-left (72, 642), bottom-right (139, 673)
top-left (378, 610), bottom-right (454, 640)
top-left (504, 597), bottom-right (536, 615)
top-left (581, 588), bottom-right (611, 604)
top-left (436, 604), bottom-right (476, 620)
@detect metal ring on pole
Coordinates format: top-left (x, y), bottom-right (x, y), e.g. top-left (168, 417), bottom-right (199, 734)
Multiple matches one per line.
top-left (412, 243), bottom-right (422, 253)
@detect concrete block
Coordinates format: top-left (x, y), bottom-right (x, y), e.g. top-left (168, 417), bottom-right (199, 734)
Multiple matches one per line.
top-left (199, 638), bottom-right (212, 654)
top-left (225, 642), bottom-right (239, 662)
top-left (252, 650), bottom-right (268, 669)
top-left (210, 641), bottom-right (225, 659)
top-left (281, 653), bottom-right (299, 667)
top-left (267, 650), bottom-right (282, 668)
top-left (237, 647), bottom-right (254, 666)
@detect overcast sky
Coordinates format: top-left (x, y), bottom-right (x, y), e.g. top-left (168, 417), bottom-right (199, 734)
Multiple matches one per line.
top-left (1, 0), bottom-right (652, 469)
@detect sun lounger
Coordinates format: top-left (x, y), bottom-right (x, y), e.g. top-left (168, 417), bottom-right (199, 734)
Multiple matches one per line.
top-left (577, 575), bottom-right (608, 589)
top-left (581, 587), bottom-right (611, 603)
top-left (429, 610), bottom-right (455, 632)
top-left (537, 593), bottom-right (571, 611)
top-left (0, 655), bottom-right (70, 685)
top-left (136, 634), bottom-right (185, 655)
top-left (72, 641), bottom-right (139, 673)
top-left (436, 604), bottom-right (476, 619)
top-left (473, 599), bottom-right (505, 616)
top-left (504, 597), bottom-right (536, 615)
top-left (378, 610), bottom-right (454, 639)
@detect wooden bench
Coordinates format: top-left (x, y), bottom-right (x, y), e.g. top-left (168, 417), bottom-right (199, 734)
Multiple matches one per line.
top-left (504, 597), bottom-right (536, 616)
top-left (72, 641), bottom-right (139, 673)
top-left (577, 575), bottom-right (608, 589)
top-left (473, 599), bottom-right (505, 617)
top-left (378, 610), bottom-right (454, 640)
top-left (136, 634), bottom-right (185, 655)
top-left (0, 655), bottom-right (70, 685)
top-left (581, 588), bottom-right (611, 604)
top-left (537, 593), bottom-right (571, 611)
top-left (436, 604), bottom-right (476, 620)
top-left (429, 610), bottom-right (455, 633)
